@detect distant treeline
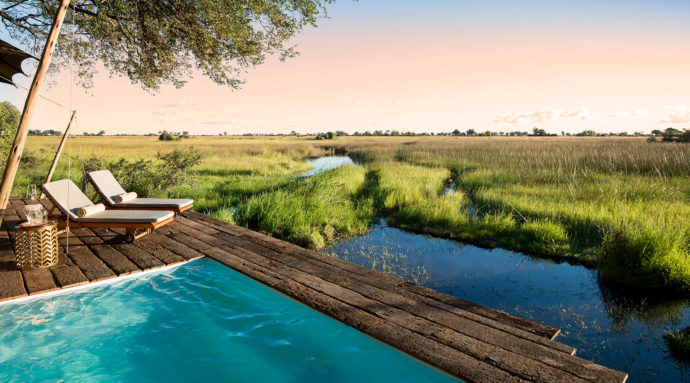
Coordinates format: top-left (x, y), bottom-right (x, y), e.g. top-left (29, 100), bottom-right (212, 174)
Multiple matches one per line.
top-left (27, 129), bottom-right (105, 136)
top-left (307, 127), bottom-right (690, 141)
top-left (23, 127), bottom-right (690, 142)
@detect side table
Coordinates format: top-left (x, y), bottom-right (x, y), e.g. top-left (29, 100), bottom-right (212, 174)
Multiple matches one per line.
top-left (14, 220), bottom-right (60, 269)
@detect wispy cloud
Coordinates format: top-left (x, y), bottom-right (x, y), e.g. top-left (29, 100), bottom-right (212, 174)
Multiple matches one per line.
top-left (201, 117), bottom-right (238, 125)
top-left (661, 105), bottom-right (690, 123)
top-left (612, 109), bottom-right (648, 118)
top-left (351, 99), bottom-right (372, 107)
top-left (493, 107), bottom-right (597, 124)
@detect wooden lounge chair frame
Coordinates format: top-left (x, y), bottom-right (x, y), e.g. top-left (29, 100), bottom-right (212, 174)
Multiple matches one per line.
top-left (85, 171), bottom-right (193, 213)
top-left (42, 180), bottom-right (174, 243)
top-left (45, 204), bottom-right (173, 242)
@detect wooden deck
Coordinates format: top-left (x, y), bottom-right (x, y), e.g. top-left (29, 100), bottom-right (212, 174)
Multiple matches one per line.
top-left (0, 197), bottom-right (627, 383)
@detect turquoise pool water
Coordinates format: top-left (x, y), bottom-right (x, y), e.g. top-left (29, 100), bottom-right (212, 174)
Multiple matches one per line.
top-left (0, 259), bottom-right (459, 382)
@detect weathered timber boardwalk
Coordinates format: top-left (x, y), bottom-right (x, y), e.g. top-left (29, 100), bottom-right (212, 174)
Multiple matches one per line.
top-left (0, 197), bottom-right (627, 383)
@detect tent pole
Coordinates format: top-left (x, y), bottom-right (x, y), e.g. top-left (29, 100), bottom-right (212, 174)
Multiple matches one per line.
top-left (0, 0), bottom-right (72, 221)
top-left (38, 110), bottom-right (76, 199)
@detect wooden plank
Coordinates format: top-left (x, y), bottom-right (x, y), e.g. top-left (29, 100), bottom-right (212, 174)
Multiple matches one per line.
top-left (0, 247), bottom-right (27, 301)
top-left (50, 263), bottom-right (89, 289)
top-left (72, 228), bottom-right (141, 276)
top-left (146, 231), bottom-right (204, 261)
top-left (169, 223), bottom-right (625, 383)
top-left (131, 237), bottom-right (186, 265)
top-left (159, 231), bottom-right (525, 383)
top-left (0, 269), bottom-right (27, 301)
top-left (89, 228), bottom-right (164, 271)
top-left (21, 268), bottom-right (58, 295)
top-left (57, 235), bottom-right (116, 282)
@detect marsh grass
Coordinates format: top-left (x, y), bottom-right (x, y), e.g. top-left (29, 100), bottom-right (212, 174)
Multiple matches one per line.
top-left (235, 166), bottom-right (373, 248)
top-left (665, 327), bottom-right (690, 361)
top-left (11, 135), bottom-right (690, 291)
top-left (346, 137), bottom-right (690, 290)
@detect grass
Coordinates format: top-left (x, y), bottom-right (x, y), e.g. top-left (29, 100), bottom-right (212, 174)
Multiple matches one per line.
top-left (665, 327), bottom-right (690, 361)
top-left (9, 135), bottom-right (690, 292)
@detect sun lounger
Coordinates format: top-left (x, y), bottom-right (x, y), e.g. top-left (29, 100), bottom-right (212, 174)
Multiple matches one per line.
top-left (41, 179), bottom-right (174, 242)
top-left (86, 170), bottom-right (193, 213)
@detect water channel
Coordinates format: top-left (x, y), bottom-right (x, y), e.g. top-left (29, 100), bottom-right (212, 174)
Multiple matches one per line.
top-left (307, 156), bottom-right (690, 382)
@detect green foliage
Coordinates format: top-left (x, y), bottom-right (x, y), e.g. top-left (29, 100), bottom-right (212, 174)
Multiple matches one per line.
top-left (235, 166), bottom-right (373, 249)
top-left (1, 0), bottom-right (332, 90)
top-left (374, 164), bottom-right (450, 209)
top-left (0, 101), bottom-right (20, 162)
top-left (314, 132), bottom-right (337, 140)
top-left (28, 129), bottom-right (62, 136)
top-left (158, 130), bottom-right (190, 141)
top-left (513, 220), bottom-right (570, 257)
top-left (600, 223), bottom-right (690, 290)
top-left (82, 147), bottom-right (202, 197)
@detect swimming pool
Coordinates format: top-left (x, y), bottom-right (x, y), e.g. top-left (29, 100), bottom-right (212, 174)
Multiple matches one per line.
top-left (0, 258), bottom-right (459, 382)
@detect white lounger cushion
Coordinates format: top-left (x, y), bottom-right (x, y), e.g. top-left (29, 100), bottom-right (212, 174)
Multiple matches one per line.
top-left (111, 198), bottom-right (193, 209)
top-left (42, 179), bottom-right (98, 220)
top-left (87, 170), bottom-right (126, 205)
top-left (77, 209), bottom-right (173, 223)
top-left (88, 170), bottom-right (193, 208)
top-left (42, 179), bottom-right (173, 223)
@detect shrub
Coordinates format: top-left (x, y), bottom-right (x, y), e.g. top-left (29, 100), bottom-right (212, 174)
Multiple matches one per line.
top-left (82, 147), bottom-right (202, 197)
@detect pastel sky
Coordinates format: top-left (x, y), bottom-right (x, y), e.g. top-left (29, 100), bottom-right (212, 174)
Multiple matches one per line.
top-left (2, 0), bottom-right (690, 135)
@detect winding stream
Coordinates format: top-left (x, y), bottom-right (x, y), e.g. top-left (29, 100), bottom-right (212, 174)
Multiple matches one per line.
top-left (323, 220), bottom-right (690, 382)
top-left (299, 156), bottom-right (690, 381)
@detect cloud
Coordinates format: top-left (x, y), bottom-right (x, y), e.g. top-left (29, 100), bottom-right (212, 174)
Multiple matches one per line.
top-left (493, 107), bottom-right (597, 124)
top-left (351, 99), bottom-right (372, 107)
top-left (661, 105), bottom-right (690, 123)
top-left (162, 100), bottom-right (186, 107)
top-left (612, 109), bottom-right (648, 118)
top-left (153, 100), bottom-right (189, 116)
top-left (201, 117), bottom-right (237, 125)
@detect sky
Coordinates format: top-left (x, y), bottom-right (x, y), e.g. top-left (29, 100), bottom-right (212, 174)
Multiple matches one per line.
top-left (2, 0), bottom-right (690, 135)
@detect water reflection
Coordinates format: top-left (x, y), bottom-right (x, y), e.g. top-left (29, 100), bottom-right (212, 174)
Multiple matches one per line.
top-left (301, 156), bottom-right (354, 177)
top-left (324, 219), bottom-right (690, 382)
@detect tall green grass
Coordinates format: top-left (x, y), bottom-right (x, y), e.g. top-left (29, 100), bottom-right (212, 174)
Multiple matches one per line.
top-left (347, 137), bottom-right (690, 290)
top-left (11, 135), bottom-right (690, 291)
top-left (235, 166), bottom-right (373, 249)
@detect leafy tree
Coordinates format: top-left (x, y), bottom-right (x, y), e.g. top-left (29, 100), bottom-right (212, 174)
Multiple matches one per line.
top-left (1, 0), bottom-right (333, 90)
top-left (158, 130), bottom-right (176, 141)
top-left (466, 129), bottom-right (476, 136)
top-left (0, 101), bottom-right (21, 162)
top-left (681, 129), bottom-right (690, 143)
top-left (662, 127), bottom-right (682, 142)
top-left (576, 130), bottom-right (596, 137)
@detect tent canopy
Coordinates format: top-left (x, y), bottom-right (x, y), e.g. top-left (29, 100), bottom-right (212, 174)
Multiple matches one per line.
top-left (0, 39), bottom-right (36, 86)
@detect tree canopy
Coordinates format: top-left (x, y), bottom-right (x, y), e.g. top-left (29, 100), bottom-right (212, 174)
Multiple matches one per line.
top-left (1, 0), bottom-right (333, 90)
